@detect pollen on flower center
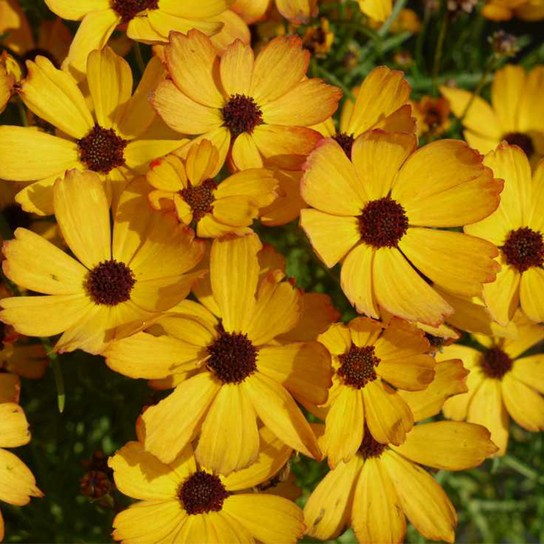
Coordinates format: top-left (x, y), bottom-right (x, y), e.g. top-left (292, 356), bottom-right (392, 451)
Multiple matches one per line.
top-left (86, 260), bottom-right (136, 306)
top-left (358, 424), bottom-right (387, 459)
top-left (206, 330), bottom-right (258, 384)
top-left (222, 94), bottom-right (263, 137)
top-left (503, 132), bottom-right (535, 158)
top-left (179, 471), bottom-right (230, 516)
top-left (77, 125), bottom-right (128, 174)
top-left (480, 347), bottom-right (513, 379)
top-left (333, 132), bottom-right (355, 158)
top-left (111, 0), bottom-right (159, 23)
top-left (180, 179), bottom-right (216, 223)
top-left (358, 197), bottom-right (409, 248)
top-left (502, 227), bottom-right (544, 272)
top-left (338, 345), bottom-right (380, 389)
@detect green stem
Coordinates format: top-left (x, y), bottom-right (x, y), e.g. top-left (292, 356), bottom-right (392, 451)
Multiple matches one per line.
top-left (432, 9), bottom-right (448, 93)
top-left (459, 57), bottom-right (496, 122)
top-left (502, 454), bottom-right (543, 483)
top-left (378, 0), bottom-right (408, 37)
top-left (315, 65), bottom-right (355, 102)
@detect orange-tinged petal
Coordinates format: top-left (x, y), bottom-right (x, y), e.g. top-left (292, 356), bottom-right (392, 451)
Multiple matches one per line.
top-left (3, 227), bottom-right (87, 295)
top-left (501, 374), bottom-right (544, 432)
top-left (210, 10), bottom-right (251, 55)
top-left (0, 448), bottom-right (42, 506)
top-left (301, 138), bottom-right (367, 215)
top-left (318, 322), bottom-right (352, 356)
top-left (220, 39), bottom-right (254, 97)
top-left (520, 267), bottom-right (544, 323)
top-left (54, 170), bottom-right (111, 268)
top-left (351, 130), bottom-right (416, 201)
top-left (512, 354), bottom-right (544, 394)
top-left (352, 457), bottom-right (406, 544)
top-left (483, 257), bottom-right (520, 327)
top-left (231, 132), bottom-right (264, 170)
top-left (491, 64), bottom-right (525, 133)
top-left (399, 228), bottom-right (499, 298)
top-left (147, 154), bottom-right (186, 192)
top-left (0, 403), bottom-right (30, 448)
top-left (142, 372), bottom-right (220, 463)
top-left (196, 383), bottom-right (260, 476)
top-left (276, 0), bottom-right (318, 23)
top-left (373, 317), bottom-right (428, 360)
top-left (245, 372), bottom-right (321, 459)
top-left (382, 450), bottom-right (456, 543)
top-left (186, 139), bottom-right (222, 184)
top-left (391, 421), bottom-right (497, 470)
top-left (378, 355), bottom-right (435, 392)
top-left (373, 248), bottom-right (454, 326)
top-left (166, 30), bottom-right (223, 108)
top-left (232, 0), bottom-right (269, 23)
top-left (0, 374), bottom-right (20, 404)
top-left (250, 36), bottom-right (309, 104)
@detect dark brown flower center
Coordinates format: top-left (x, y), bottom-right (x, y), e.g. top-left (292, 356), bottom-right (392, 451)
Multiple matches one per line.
top-left (111, 0), bottom-right (159, 23)
top-left (358, 424), bottom-right (387, 459)
top-left (86, 260), bottom-right (135, 306)
top-left (502, 227), bottom-right (544, 272)
top-left (77, 125), bottom-right (128, 174)
top-left (222, 94), bottom-right (263, 137)
top-left (480, 347), bottom-right (512, 379)
top-left (179, 471), bottom-right (230, 515)
top-left (338, 345), bottom-right (380, 389)
top-left (503, 132), bottom-right (535, 158)
top-left (207, 331), bottom-right (258, 384)
top-left (333, 132), bottom-right (355, 159)
top-left (358, 197), bottom-right (409, 248)
top-left (180, 179), bottom-right (216, 223)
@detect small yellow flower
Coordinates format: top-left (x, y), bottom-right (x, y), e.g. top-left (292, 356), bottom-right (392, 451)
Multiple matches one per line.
top-left (411, 95), bottom-right (451, 139)
top-left (482, 0), bottom-right (544, 20)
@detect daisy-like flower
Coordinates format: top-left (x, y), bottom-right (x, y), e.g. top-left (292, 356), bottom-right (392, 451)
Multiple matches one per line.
top-left (411, 96), bottom-right (451, 139)
top-left (147, 139), bottom-right (278, 237)
top-left (314, 66), bottom-right (416, 159)
top-left (104, 233), bottom-right (331, 474)
top-left (441, 65), bottom-right (544, 166)
top-left (233, 0), bottom-right (318, 24)
top-left (440, 310), bottom-right (544, 455)
top-left (316, 316), bottom-right (435, 466)
top-left (151, 30), bottom-right (341, 171)
top-left (304, 367), bottom-right (498, 544)
top-left (0, 47), bottom-right (185, 216)
top-left (300, 130), bottom-right (503, 326)
top-left (465, 143), bottom-right (544, 324)
top-left (0, 170), bottom-right (204, 355)
top-left (109, 428), bottom-right (303, 544)
top-left (0, 402), bottom-right (43, 541)
top-left (44, 0), bottom-right (234, 77)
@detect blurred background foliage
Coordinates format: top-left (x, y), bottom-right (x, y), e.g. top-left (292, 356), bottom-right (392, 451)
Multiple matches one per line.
top-left (1, 0), bottom-right (544, 542)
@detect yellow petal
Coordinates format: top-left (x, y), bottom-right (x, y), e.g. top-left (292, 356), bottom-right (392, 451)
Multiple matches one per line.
top-left (482, 256), bottom-right (520, 327)
top-left (0, 448), bottom-right (42, 506)
top-left (231, 132), bottom-right (264, 170)
top-left (318, 322), bottom-right (352, 356)
top-left (43, 0), bottom-right (109, 19)
top-left (374, 317), bottom-right (428, 359)
top-left (491, 64), bottom-right (525, 133)
top-left (54, 169), bottom-right (111, 268)
top-left (382, 450), bottom-right (456, 543)
top-left (520, 267), bottom-right (544, 323)
top-left (352, 457), bottom-right (406, 544)
top-left (528, 158), bottom-right (544, 232)
top-left (276, 0), bottom-right (318, 23)
top-left (503, 310), bottom-right (544, 358)
top-left (211, 10), bottom-right (251, 56)
top-left (146, 11), bottom-right (223, 40)
top-left (518, 65), bottom-right (544, 132)
top-left (186, 139), bottom-right (222, 184)
top-left (502, 374), bottom-right (544, 432)
top-left (142, 372), bottom-right (220, 463)
top-left (124, 139), bottom-right (186, 174)
top-left (511, 355), bottom-right (544, 394)
top-left (377, 355), bottom-right (435, 392)
top-left (0, 403), bottom-right (30, 448)
top-left (220, 39), bottom-right (254, 97)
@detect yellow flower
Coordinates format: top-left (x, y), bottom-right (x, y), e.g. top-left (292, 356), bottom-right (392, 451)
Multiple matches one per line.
top-left (314, 66), bottom-right (416, 159)
top-left (440, 310), bottom-right (544, 455)
top-left (300, 130), bottom-right (502, 326)
top-left (109, 429), bottom-right (303, 544)
top-left (482, 0), bottom-right (544, 20)
top-left (441, 64), bottom-right (544, 166)
top-left (304, 367), bottom-right (497, 544)
top-left (316, 317), bottom-right (435, 466)
top-left (357, 0), bottom-right (392, 23)
top-left (104, 233), bottom-right (331, 474)
top-left (151, 30), bottom-right (341, 171)
top-left (44, 0), bottom-right (234, 77)
top-left (0, 402), bottom-right (43, 541)
top-left (0, 170), bottom-right (204, 355)
top-left (232, 0), bottom-right (318, 24)
top-left (147, 139), bottom-right (278, 237)
top-left (465, 143), bottom-right (544, 324)
top-left (0, 47), bottom-right (185, 216)
top-left (301, 17), bottom-right (335, 58)
top-left (411, 95), bottom-right (451, 139)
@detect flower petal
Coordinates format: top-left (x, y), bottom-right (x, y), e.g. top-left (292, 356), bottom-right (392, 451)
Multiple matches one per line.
top-left (231, 132), bottom-right (263, 170)
top-left (520, 267), bottom-right (544, 323)
top-left (502, 374), bottom-right (544, 432)
top-left (482, 256), bottom-right (520, 327)
top-left (0, 448), bottom-right (42, 506)
top-left (124, 139), bottom-right (186, 174)
top-left (491, 64), bottom-right (525, 133)
top-left (43, 0), bottom-right (109, 19)
top-left (0, 404), bottom-right (30, 448)
top-left (512, 355), bottom-right (544, 394)
top-left (220, 39), bottom-right (254, 97)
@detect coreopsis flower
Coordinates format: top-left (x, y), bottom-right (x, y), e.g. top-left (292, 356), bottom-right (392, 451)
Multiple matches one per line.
top-left (0, 47), bottom-right (185, 216)
top-left (301, 18), bottom-right (335, 58)
top-left (300, 130), bottom-right (502, 326)
top-left (357, 0), bottom-right (392, 22)
top-left (151, 30), bottom-right (341, 171)
top-left (314, 66), bottom-right (416, 159)
top-left (440, 310), bottom-right (544, 455)
top-left (0, 52), bottom-right (21, 115)
top-left (465, 143), bottom-right (544, 324)
top-left (109, 429), bottom-right (303, 544)
top-left (411, 96), bottom-right (451, 139)
top-left (482, 0), bottom-right (544, 20)
top-left (105, 234), bottom-right (331, 474)
top-left (44, 0), bottom-right (234, 77)
top-left (147, 139), bottom-right (278, 237)
top-left (441, 64), bottom-right (544, 166)
top-left (316, 317), bottom-right (435, 466)
top-left (0, 402), bottom-right (43, 541)
top-left (0, 170), bottom-right (204, 355)
top-left (233, 0), bottom-right (318, 24)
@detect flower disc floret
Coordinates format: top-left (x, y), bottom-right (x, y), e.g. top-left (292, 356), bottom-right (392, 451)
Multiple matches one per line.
top-left (206, 330), bottom-right (258, 384)
top-left (77, 125), bottom-right (128, 174)
top-left (180, 179), bottom-right (216, 223)
top-left (333, 132), bottom-right (355, 158)
top-left (503, 132), bottom-right (535, 158)
top-left (179, 471), bottom-right (230, 515)
top-left (480, 347), bottom-right (513, 379)
top-left (503, 227), bottom-right (544, 272)
top-left (222, 94), bottom-right (264, 137)
top-left (338, 345), bottom-right (380, 389)
top-left (111, 0), bottom-right (159, 23)
top-left (358, 197), bottom-right (409, 248)
top-left (358, 424), bottom-right (387, 459)
top-left (86, 260), bottom-right (135, 306)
